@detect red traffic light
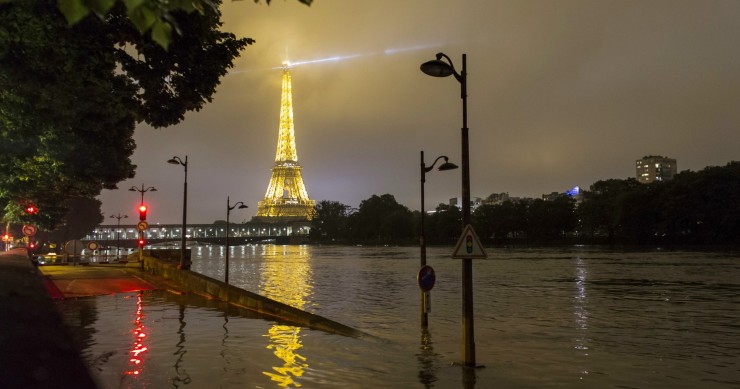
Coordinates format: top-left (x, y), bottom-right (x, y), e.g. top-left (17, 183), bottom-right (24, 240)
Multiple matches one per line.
top-left (25, 205), bottom-right (38, 214)
top-left (28, 242), bottom-right (36, 249)
top-left (138, 204), bottom-right (148, 221)
top-left (138, 238), bottom-right (145, 247)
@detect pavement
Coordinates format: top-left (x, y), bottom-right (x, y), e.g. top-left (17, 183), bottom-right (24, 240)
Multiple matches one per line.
top-left (38, 260), bottom-right (161, 299)
top-left (0, 249), bottom-right (98, 388)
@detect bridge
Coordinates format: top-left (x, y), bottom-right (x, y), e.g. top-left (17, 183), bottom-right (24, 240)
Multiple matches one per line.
top-left (82, 220), bottom-right (311, 249)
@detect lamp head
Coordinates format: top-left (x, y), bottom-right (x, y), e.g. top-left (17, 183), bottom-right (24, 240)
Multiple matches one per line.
top-left (238, 204), bottom-right (249, 210)
top-left (167, 158), bottom-right (180, 165)
top-left (420, 59), bottom-right (454, 78)
top-left (438, 161), bottom-right (458, 171)
top-left (128, 187), bottom-right (136, 192)
top-left (150, 188), bottom-right (158, 192)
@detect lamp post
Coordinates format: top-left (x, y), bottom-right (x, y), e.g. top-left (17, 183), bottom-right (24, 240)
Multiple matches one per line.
top-left (225, 197), bottom-right (248, 284)
top-left (167, 155), bottom-right (189, 269)
top-left (110, 213), bottom-right (128, 259)
top-left (420, 151), bottom-right (457, 328)
top-left (421, 52), bottom-right (477, 366)
top-left (129, 184), bottom-right (157, 206)
top-left (129, 184), bottom-right (156, 264)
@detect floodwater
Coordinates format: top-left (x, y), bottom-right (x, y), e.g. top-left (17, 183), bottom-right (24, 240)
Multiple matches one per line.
top-left (56, 245), bottom-right (740, 388)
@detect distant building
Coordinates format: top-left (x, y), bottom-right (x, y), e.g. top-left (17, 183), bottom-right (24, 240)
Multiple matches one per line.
top-left (636, 156), bottom-right (677, 184)
top-left (542, 192), bottom-right (562, 201)
top-left (542, 185), bottom-right (583, 204)
top-left (449, 197), bottom-right (483, 212)
top-left (483, 192), bottom-right (511, 205)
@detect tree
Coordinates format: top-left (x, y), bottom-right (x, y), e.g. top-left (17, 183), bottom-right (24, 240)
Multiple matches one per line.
top-left (428, 203), bottom-right (461, 244)
top-left (347, 194), bottom-right (414, 244)
top-left (310, 200), bottom-right (350, 242)
top-left (43, 197), bottom-right (105, 244)
top-left (577, 178), bottom-right (639, 239)
top-left (3, 0), bottom-right (313, 48)
top-left (525, 196), bottom-right (576, 240)
top-left (0, 0), bottom-right (250, 229)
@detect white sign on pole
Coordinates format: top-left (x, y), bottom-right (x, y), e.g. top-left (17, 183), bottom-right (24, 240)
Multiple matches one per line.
top-left (451, 224), bottom-right (488, 259)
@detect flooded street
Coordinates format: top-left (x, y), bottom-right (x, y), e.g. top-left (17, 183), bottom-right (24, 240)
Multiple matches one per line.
top-left (56, 245), bottom-right (740, 388)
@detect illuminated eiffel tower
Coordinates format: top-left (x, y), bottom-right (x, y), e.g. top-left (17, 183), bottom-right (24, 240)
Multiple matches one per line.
top-left (255, 65), bottom-right (316, 221)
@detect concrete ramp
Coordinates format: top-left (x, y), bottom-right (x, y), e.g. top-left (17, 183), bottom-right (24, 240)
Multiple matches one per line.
top-left (141, 256), bottom-right (366, 338)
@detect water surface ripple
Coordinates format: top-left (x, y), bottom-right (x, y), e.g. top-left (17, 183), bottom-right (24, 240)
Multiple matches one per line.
top-left (56, 245), bottom-right (740, 388)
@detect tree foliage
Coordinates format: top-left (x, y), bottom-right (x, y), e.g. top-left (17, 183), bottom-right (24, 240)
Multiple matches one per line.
top-left (0, 0), bottom-right (312, 48)
top-left (576, 162), bottom-right (740, 245)
top-left (0, 0), bottom-right (250, 229)
top-left (310, 200), bottom-right (351, 242)
top-left (347, 194), bottom-right (414, 244)
top-left (310, 162), bottom-right (739, 247)
top-left (42, 197), bottom-right (105, 243)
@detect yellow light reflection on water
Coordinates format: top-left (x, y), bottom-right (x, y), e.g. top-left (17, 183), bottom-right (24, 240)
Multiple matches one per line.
top-left (260, 245), bottom-right (313, 387)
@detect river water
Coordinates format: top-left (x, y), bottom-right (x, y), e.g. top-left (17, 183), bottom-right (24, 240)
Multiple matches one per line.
top-left (56, 245), bottom-right (740, 388)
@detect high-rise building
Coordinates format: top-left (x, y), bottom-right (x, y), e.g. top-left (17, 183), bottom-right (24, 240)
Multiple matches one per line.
top-left (255, 66), bottom-right (316, 221)
top-left (636, 156), bottom-right (677, 184)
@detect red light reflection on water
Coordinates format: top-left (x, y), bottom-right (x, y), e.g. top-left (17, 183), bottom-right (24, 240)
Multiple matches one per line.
top-left (123, 292), bottom-right (148, 377)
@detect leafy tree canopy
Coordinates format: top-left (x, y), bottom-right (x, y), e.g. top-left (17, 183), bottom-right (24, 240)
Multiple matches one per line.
top-left (0, 0), bottom-right (313, 48)
top-left (0, 0), bottom-right (251, 229)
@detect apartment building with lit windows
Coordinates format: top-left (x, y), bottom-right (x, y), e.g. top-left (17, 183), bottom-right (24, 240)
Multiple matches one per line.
top-left (636, 155), bottom-right (677, 184)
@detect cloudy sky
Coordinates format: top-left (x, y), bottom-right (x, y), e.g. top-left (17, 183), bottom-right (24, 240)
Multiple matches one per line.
top-left (97, 0), bottom-right (740, 225)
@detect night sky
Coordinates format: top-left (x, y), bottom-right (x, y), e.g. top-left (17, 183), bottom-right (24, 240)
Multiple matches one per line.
top-left (97, 1), bottom-right (740, 225)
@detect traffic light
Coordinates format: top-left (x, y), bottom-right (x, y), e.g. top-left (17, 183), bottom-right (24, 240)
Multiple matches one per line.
top-left (25, 205), bottom-right (38, 214)
top-left (138, 205), bottom-right (147, 221)
top-left (138, 238), bottom-right (146, 247)
top-left (28, 241), bottom-right (36, 250)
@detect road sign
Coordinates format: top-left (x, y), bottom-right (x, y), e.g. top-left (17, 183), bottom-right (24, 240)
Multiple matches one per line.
top-left (451, 224), bottom-right (488, 259)
top-left (87, 241), bottom-right (99, 251)
top-left (22, 224), bottom-right (37, 237)
top-left (137, 221), bottom-right (149, 231)
top-left (418, 265), bottom-right (436, 291)
top-left (64, 240), bottom-right (84, 255)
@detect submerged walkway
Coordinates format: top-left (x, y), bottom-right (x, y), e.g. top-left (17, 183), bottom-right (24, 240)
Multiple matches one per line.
top-left (38, 261), bottom-right (161, 299)
top-left (0, 248), bottom-right (364, 388)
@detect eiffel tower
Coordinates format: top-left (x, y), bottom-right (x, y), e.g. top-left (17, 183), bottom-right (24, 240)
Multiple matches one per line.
top-left (255, 65), bottom-right (316, 221)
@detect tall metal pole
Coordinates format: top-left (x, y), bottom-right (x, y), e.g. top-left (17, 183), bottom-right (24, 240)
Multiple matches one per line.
top-left (110, 214), bottom-right (128, 259)
top-left (225, 196), bottom-right (231, 284)
top-left (181, 156), bottom-right (188, 269)
top-left (420, 150), bottom-right (428, 328)
top-left (458, 53), bottom-right (476, 367)
top-left (420, 51), bottom-right (475, 366)
top-left (419, 152), bottom-right (456, 329)
top-left (168, 156), bottom-right (189, 269)
top-left (129, 184), bottom-right (155, 265)
top-left (225, 198), bottom-right (247, 285)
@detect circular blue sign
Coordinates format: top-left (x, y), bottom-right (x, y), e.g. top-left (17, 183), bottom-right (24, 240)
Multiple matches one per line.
top-left (417, 265), bottom-right (436, 291)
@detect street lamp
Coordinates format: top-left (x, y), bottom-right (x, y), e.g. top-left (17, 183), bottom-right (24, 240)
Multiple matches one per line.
top-left (129, 184), bottom-right (157, 206)
top-left (110, 213), bottom-right (128, 259)
top-left (129, 184), bottom-right (156, 264)
top-left (420, 151), bottom-right (457, 327)
top-left (167, 155), bottom-right (189, 269)
top-left (421, 52), bottom-right (477, 366)
top-left (225, 196), bottom-right (248, 284)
